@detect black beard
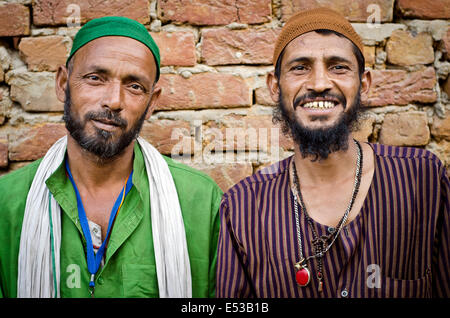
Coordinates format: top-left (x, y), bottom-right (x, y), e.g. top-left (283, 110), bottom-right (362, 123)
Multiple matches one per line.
top-left (273, 88), bottom-right (363, 162)
top-left (63, 86), bottom-right (149, 160)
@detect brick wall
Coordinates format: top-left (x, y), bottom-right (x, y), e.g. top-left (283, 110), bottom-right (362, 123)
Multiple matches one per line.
top-left (0, 0), bottom-right (449, 191)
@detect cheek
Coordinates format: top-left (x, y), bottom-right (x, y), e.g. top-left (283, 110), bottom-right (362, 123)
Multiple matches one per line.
top-left (123, 98), bottom-right (150, 123)
top-left (69, 86), bottom-right (99, 109)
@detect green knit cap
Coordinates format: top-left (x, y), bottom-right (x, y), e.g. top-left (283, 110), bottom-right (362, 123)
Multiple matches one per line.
top-left (67, 16), bottom-right (160, 81)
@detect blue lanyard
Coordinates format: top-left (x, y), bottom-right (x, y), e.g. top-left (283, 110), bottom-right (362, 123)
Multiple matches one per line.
top-left (65, 160), bottom-right (133, 295)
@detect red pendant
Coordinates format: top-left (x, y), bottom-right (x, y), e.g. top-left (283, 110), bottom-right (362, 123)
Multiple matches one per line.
top-left (295, 266), bottom-right (311, 286)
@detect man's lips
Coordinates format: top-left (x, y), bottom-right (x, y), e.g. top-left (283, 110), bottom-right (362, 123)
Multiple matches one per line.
top-left (93, 118), bottom-right (120, 126)
top-left (91, 118), bottom-right (123, 131)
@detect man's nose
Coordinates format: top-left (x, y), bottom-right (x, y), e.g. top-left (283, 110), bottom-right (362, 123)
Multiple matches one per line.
top-left (306, 64), bottom-right (333, 93)
top-left (101, 81), bottom-right (123, 111)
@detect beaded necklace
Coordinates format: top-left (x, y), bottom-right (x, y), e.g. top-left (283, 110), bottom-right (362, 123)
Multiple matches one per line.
top-left (291, 139), bottom-right (363, 292)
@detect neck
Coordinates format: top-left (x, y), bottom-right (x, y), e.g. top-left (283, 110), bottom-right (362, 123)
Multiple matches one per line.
top-left (293, 136), bottom-right (358, 186)
top-left (66, 135), bottom-right (135, 190)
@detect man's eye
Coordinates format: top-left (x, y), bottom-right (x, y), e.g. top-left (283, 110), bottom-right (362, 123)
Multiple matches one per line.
top-left (87, 75), bottom-right (100, 81)
top-left (332, 65), bottom-right (348, 71)
top-left (293, 65), bottom-right (306, 71)
top-left (130, 83), bottom-right (144, 92)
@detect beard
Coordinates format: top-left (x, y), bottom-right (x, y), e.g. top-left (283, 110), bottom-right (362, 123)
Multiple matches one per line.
top-left (63, 86), bottom-right (149, 160)
top-left (273, 87), bottom-right (363, 161)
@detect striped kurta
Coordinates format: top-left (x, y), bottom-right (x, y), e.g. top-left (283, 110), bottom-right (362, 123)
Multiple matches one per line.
top-left (216, 143), bottom-right (450, 298)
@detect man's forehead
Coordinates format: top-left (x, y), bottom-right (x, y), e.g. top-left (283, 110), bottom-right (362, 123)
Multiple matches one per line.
top-left (71, 36), bottom-right (157, 82)
top-left (283, 31), bottom-right (356, 60)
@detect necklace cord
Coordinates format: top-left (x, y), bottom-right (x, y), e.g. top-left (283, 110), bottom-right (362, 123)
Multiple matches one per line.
top-left (292, 139), bottom-right (363, 263)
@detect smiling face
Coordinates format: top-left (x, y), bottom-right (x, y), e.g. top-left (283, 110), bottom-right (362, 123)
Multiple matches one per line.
top-left (56, 36), bottom-right (161, 159)
top-left (268, 30), bottom-right (371, 160)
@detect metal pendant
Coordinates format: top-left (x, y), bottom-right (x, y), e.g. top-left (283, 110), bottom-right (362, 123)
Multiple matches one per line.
top-left (295, 261), bottom-right (311, 287)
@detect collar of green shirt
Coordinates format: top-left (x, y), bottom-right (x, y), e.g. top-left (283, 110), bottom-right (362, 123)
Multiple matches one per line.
top-left (45, 141), bottom-right (147, 217)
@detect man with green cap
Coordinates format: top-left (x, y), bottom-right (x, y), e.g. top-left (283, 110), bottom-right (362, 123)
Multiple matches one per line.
top-left (0, 16), bottom-right (222, 298)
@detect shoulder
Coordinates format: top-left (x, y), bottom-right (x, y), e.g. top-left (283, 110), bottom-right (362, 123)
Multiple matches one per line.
top-left (221, 156), bottom-right (292, 206)
top-left (370, 143), bottom-right (445, 170)
top-left (0, 159), bottom-right (41, 198)
top-left (369, 143), bottom-right (449, 186)
top-left (371, 143), bottom-right (440, 161)
top-left (0, 159), bottom-right (41, 227)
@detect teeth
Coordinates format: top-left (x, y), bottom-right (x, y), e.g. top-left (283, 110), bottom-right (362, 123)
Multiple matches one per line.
top-left (303, 101), bottom-right (336, 109)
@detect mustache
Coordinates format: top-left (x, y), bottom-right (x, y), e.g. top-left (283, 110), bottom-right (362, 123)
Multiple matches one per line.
top-left (85, 110), bottom-right (128, 128)
top-left (293, 91), bottom-right (347, 110)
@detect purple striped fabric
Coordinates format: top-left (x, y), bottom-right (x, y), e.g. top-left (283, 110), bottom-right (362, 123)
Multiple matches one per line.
top-left (216, 143), bottom-right (450, 298)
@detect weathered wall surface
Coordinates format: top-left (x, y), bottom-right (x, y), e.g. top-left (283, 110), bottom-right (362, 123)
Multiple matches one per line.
top-left (0, 0), bottom-right (449, 191)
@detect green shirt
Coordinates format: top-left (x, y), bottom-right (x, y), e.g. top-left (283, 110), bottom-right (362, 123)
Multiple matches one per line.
top-left (0, 143), bottom-right (222, 298)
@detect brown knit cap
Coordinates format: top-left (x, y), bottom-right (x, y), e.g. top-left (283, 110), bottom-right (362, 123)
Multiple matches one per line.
top-left (273, 7), bottom-right (364, 65)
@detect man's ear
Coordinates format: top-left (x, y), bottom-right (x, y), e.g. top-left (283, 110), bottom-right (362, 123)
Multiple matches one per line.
top-left (360, 68), bottom-right (372, 100)
top-left (266, 71), bottom-right (280, 103)
top-left (145, 84), bottom-right (162, 120)
top-left (55, 65), bottom-right (69, 103)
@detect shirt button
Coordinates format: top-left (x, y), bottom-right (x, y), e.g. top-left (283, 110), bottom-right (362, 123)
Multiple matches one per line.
top-left (341, 289), bottom-right (348, 298)
top-left (327, 226), bottom-right (335, 234)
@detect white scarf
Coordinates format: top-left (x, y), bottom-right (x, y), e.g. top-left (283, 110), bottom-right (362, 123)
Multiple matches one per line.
top-left (17, 135), bottom-right (192, 298)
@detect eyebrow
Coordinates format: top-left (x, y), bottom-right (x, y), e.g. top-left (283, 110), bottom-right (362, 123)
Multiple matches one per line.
top-left (84, 65), bottom-right (151, 88)
top-left (286, 55), bottom-right (354, 66)
top-left (83, 65), bottom-right (111, 77)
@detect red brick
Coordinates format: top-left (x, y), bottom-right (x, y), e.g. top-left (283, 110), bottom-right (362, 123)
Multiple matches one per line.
top-left (9, 123), bottom-right (67, 161)
top-left (202, 28), bottom-right (280, 65)
top-left (19, 36), bottom-right (69, 71)
top-left (280, 0), bottom-right (394, 22)
top-left (8, 71), bottom-right (63, 112)
top-left (33, 0), bottom-right (150, 26)
top-left (151, 31), bottom-right (196, 67)
top-left (431, 114), bottom-right (450, 141)
top-left (379, 112), bottom-right (430, 146)
top-left (0, 139), bottom-right (7, 168)
top-left (0, 3), bottom-right (30, 36)
top-left (352, 116), bottom-right (375, 142)
top-left (255, 86), bottom-right (276, 106)
top-left (140, 119), bottom-right (194, 155)
top-left (364, 67), bottom-right (437, 107)
top-left (397, 0), bottom-right (450, 19)
top-left (386, 30), bottom-right (434, 66)
top-left (363, 46), bottom-right (375, 68)
top-left (156, 73), bottom-right (251, 110)
top-left (158, 0), bottom-right (271, 25)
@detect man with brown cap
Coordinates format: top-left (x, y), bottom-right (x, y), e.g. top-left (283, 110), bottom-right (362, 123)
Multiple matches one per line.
top-left (216, 8), bottom-right (449, 298)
